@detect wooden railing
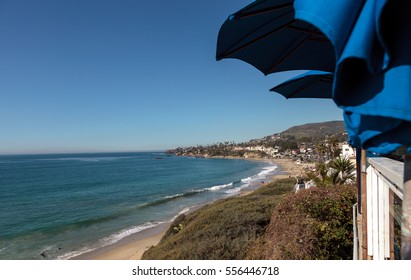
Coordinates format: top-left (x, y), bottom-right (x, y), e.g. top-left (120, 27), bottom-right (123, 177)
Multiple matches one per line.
top-left (364, 157), bottom-right (403, 260)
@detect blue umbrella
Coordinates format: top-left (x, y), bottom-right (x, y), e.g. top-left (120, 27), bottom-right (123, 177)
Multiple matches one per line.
top-left (270, 70), bottom-right (368, 219)
top-left (270, 70), bottom-right (332, 99)
top-left (270, 68), bottom-right (411, 156)
top-left (293, 0), bottom-right (411, 155)
top-left (218, 0), bottom-right (411, 259)
top-left (216, 0), bottom-right (335, 74)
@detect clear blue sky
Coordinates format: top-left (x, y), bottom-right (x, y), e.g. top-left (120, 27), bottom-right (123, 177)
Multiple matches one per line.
top-left (0, 0), bottom-right (342, 155)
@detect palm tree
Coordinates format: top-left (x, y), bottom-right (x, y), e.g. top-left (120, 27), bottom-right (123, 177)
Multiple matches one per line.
top-left (306, 157), bottom-right (355, 187)
top-left (305, 161), bottom-right (331, 187)
top-left (328, 157), bottom-right (356, 186)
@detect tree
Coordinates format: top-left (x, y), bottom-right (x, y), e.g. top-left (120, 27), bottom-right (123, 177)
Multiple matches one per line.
top-left (328, 157), bottom-right (356, 186)
top-left (306, 157), bottom-right (355, 187)
top-left (306, 161), bottom-right (331, 187)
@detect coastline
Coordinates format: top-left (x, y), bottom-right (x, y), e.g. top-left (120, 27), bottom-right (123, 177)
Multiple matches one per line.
top-left (72, 157), bottom-right (310, 260)
top-left (71, 221), bottom-right (172, 260)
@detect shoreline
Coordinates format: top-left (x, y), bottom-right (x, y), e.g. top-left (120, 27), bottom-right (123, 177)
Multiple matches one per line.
top-left (72, 157), bottom-right (311, 260)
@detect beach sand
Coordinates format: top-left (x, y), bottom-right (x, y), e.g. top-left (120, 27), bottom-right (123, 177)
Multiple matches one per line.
top-left (71, 221), bottom-right (172, 260)
top-left (72, 157), bottom-right (311, 260)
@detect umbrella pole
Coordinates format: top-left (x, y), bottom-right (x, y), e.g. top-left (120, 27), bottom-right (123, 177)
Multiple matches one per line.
top-left (402, 154), bottom-right (411, 259)
top-left (356, 148), bottom-right (362, 213)
top-left (361, 149), bottom-right (368, 260)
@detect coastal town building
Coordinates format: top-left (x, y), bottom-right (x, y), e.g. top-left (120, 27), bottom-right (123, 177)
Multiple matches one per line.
top-left (341, 144), bottom-right (356, 159)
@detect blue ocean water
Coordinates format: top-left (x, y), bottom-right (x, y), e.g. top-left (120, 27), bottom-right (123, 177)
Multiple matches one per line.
top-left (0, 152), bottom-right (278, 260)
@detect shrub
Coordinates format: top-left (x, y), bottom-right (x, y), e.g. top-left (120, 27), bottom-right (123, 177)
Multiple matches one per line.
top-left (249, 184), bottom-right (357, 260)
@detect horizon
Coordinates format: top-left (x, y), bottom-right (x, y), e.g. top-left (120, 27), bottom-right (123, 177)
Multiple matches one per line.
top-left (0, 119), bottom-right (344, 156)
top-left (0, 1), bottom-right (343, 155)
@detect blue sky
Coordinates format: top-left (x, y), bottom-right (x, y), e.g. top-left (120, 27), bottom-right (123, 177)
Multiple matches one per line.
top-left (0, 0), bottom-right (342, 154)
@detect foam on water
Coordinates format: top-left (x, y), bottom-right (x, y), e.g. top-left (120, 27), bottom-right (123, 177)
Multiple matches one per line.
top-left (57, 221), bottom-right (164, 260)
top-left (227, 163), bottom-right (278, 195)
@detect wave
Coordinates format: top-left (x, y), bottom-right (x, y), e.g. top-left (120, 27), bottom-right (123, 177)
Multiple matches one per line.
top-left (176, 207), bottom-right (191, 216)
top-left (56, 163), bottom-right (279, 260)
top-left (45, 182), bottom-right (236, 238)
top-left (100, 222), bottom-right (161, 245)
top-left (142, 182), bottom-right (234, 209)
top-left (225, 188), bottom-right (242, 195)
top-left (57, 205), bottom-right (195, 260)
top-left (241, 164), bottom-right (278, 184)
top-left (57, 221), bottom-right (165, 260)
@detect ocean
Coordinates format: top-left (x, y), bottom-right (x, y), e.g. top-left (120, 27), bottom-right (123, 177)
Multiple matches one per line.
top-left (0, 152), bottom-right (279, 260)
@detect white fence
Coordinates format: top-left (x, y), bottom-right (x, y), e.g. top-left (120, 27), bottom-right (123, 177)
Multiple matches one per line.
top-left (365, 157), bottom-right (403, 260)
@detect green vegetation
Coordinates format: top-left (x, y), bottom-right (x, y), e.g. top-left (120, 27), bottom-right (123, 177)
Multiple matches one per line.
top-left (281, 121), bottom-right (346, 139)
top-left (306, 157), bottom-right (356, 187)
top-left (249, 185), bottom-right (357, 260)
top-left (167, 121), bottom-right (348, 161)
top-left (141, 179), bottom-right (295, 260)
top-left (142, 178), bottom-right (357, 260)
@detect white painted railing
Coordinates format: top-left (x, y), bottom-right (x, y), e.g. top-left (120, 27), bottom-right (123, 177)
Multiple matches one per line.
top-left (366, 157), bottom-right (403, 260)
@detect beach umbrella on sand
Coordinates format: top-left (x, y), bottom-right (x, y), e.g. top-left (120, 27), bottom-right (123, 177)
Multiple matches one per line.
top-left (270, 71), bottom-right (332, 99)
top-left (217, 0), bottom-right (411, 259)
top-left (216, 0), bottom-right (335, 75)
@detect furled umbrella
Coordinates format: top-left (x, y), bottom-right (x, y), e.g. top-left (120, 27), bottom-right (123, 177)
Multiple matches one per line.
top-left (216, 0), bottom-right (335, 74)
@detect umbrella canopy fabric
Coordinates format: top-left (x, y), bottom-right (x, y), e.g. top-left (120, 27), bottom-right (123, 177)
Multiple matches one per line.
top-left (293, 0), bottom-right (411, 154)
top-left (218, 0), bottom-right (411, 154)
top-left (218, 0), bottom-right (411, 260)
top-left (216, 0), bottom-right (335, 75)
top-left (269, 69), bottom-right (411, 154)
top-left (270, 70), bottom-right (332, 99)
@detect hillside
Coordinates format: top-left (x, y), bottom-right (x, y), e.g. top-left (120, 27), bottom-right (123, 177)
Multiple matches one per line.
top-left (167, 120), bottom-right (347, 159)
top-left (280, 121), bottom-right (345, 139)
top-left (142, 179), bottom-right (356, 260)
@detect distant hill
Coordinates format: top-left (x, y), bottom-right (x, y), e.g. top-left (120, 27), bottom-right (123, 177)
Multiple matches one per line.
top-left (280, 121), bottom-right (346, 139)
top-left (168, 120), bottom-right (347, 158)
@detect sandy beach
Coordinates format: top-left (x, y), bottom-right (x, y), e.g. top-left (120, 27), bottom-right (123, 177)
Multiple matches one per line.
top-left (72, 157), bottom-right (310, 260)
top-left (71, 221), bottom-right (172, 260)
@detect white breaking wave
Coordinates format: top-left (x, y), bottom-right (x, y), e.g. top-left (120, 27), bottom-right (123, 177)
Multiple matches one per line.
top-left (257, 165), bottom-right (278, 177)
top-left (225, 188), bottom-right (242, 195)
top-left (57, 221), bottom-right (163, 260)
top-left (207, 182), bottom-right (233, 191)
top-left (100, 222), bottom-right (160, 245)
top-left (240, 164), bottom-right (278, 184)
top-left (231, 164), bottom-right (278, 196)
top-left (176, 207), bottom-right (191, 216)
top-left (165, 193), bottom-right (184, 199)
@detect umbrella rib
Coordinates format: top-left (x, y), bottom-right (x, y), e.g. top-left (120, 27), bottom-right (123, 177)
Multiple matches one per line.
top-left (286, 78), bottom-right (320, 98)
top-left (237, 3), bottom-right (293, 19)
top-left (287, 25), bottom-right (326, 37)
top-left (319, 76), bottom-right (334, 83)
top-left (267, 33), bottom-right (311, 73)
top-left (220, 16), bottom-right (294, 59)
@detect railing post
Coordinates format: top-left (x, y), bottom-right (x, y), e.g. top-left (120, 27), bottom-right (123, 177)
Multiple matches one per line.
top-left (402, 154), bottom-right (411, 259)
top-left (361, 149), bottom-right (368, 259)
top-left (356, 148), bottom-right (362, 212)
top-left (389, 189), bottom-right (395, 260)
top-left (353, 203), bottom-right (359, 260)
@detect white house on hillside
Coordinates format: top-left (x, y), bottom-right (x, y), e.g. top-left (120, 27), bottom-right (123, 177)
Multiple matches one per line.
top-left (341, 144), bottom-right (356, 158)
